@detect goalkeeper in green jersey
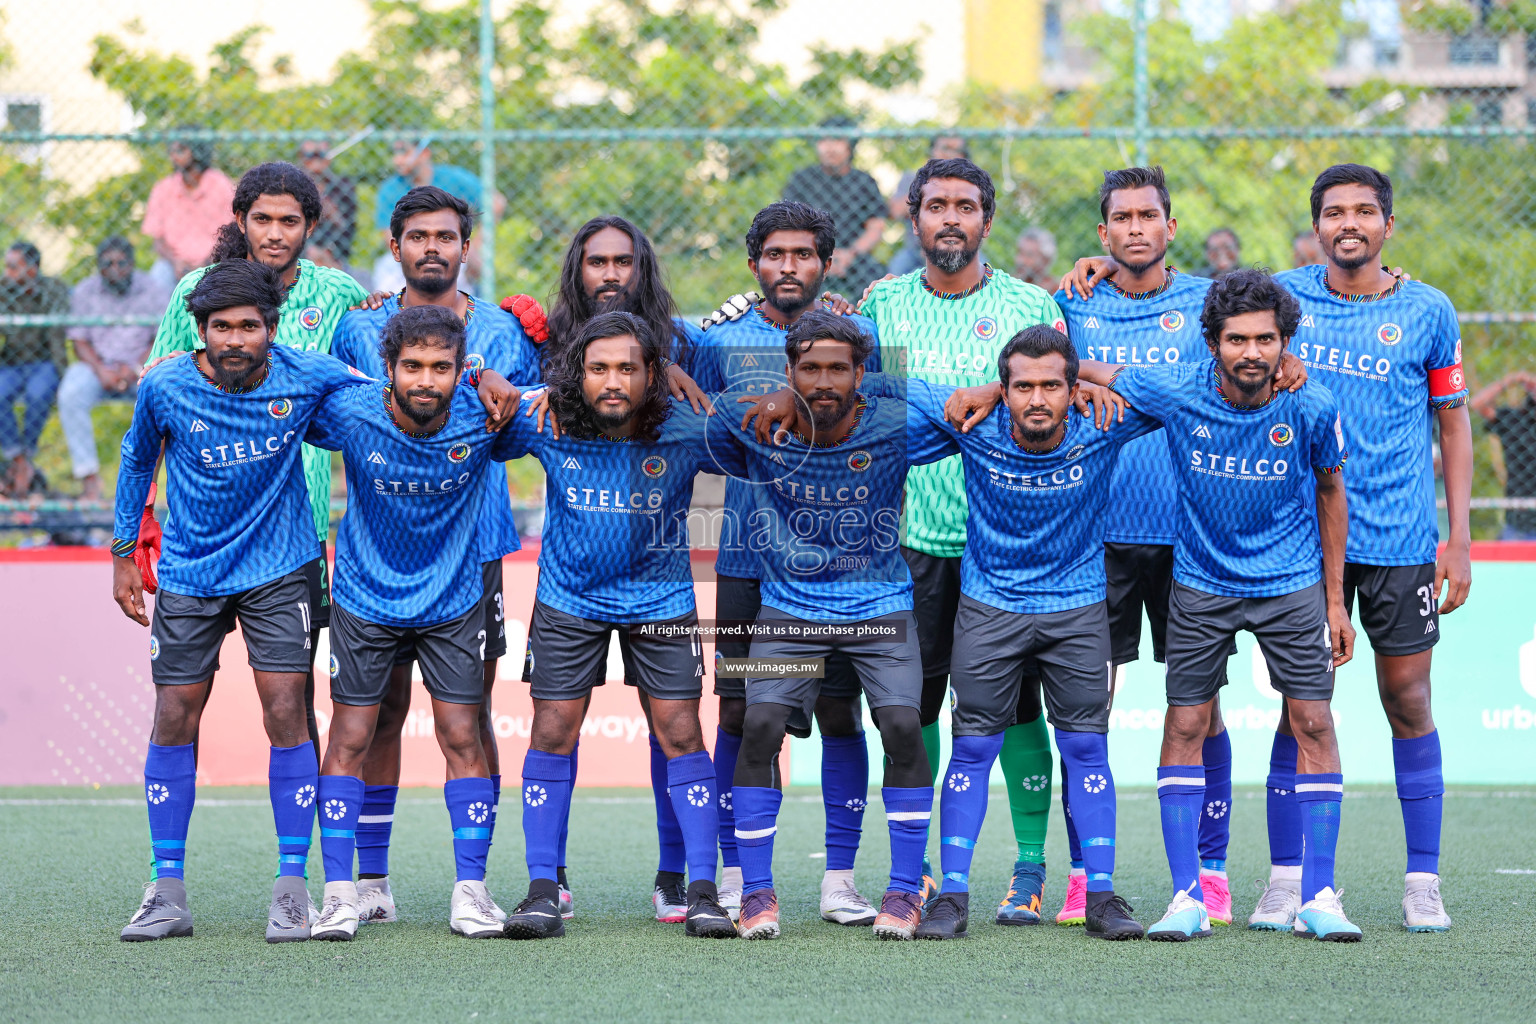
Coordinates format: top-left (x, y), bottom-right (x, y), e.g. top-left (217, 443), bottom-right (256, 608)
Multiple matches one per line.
top-left (860, 158), bottom-right (1068, 924)
top-left (144, 162), bottom-right (374, 758)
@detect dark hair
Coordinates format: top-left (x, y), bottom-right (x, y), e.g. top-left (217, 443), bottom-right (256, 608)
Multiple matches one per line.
top-left (1206, 226), bottom-right (1240, 248)
top-left (930, 133), bottom-right (969, 158)
top-left (170, 126), bottom-right (213, 173)
top-left (997, 324), bottom-right (1078, 387)
top-left (745, 201), bottom-right (835, 263)
top-left (545, 310), bottom-right (670, 443)
top-left (818, 114), bottom-right (859, 153)
top-left (97, 235), bottom-right (134, 262)
top-left (1098, 165), bottom-right (1170, 222)
top-left (379, 304), bottom-right (466, 374)
top-left (784, 309), bottom-right (874, 368)
top-left (389, 185), bottom-right (473, 242)
top-left (184, 260), bottom-right (285, 331)
top-left (7, 241), bottom-right (41, 268)
top-left (210, 162), bottom-right (324, 263)
top-left (546, 215), bottom-right (690, 370)
top-left (1309, 163), bottom-right (1393, 224)
top-left (1199, 269), bottom-right (1301, 344)
top-left (906, 158), bottom-right (996, 223)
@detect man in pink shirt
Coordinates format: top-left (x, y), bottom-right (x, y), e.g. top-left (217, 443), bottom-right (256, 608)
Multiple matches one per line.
top-left (141, 130), bottom-right (236, 283)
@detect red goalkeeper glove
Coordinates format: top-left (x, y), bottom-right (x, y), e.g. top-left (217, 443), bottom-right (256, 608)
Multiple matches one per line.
top-left (135, 482), bottom-right (162, 595)
top-left (501, 294), bottom-right (549, 344)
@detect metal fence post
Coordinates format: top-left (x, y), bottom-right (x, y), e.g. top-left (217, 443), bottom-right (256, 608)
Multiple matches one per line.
top-left (1132, 0), bottom-right (1149, 166)
top-left (478, 0), bottom-right (498, 300)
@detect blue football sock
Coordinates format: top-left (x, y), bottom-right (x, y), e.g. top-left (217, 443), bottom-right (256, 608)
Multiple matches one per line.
top-left (650, 735), bottom-right (686, 874)
top-left (714, 727), bottom-right (742, 869)
top-left (143, 742), bottom-right (195, 879)
top-left (1056, 729), bottom-right (1117, 893)
top-left (1393, 731), bottom-right (1444, 875)
top-left (1157, 764), bottom-right (1205, 901)
top-left (733, 786), bottom-right (782, 895)
top-left (356, 784), bottom-right (397, 876)
top-left (1199, 729), bottom-right (1233, 870)
top-left (938, 733), bottom-right (1004, 894)
top-left (522, 750), bottom-right (572, 882)
top-left (821, 733), bottom-right (868, 872)
top-left (1266, 731), bottom-right (1302, 867)
top-left (1060, 754), bottom-right (1083, 869)
top-left (1296, 772), bottom-right (1344, 901)
top-left (883, 787), bottom-right (933, 895)
top-left (318, 775), bottom-right (364, 884)
top-left (269, 742), bottom-right (318, 879)
top-left (557, 742), bottom-right (577, 870)
top-left (666, 750), bottom-right (722, 884)
top-left (489, 773), bottom-right (502, 844)
top-left (445, 776), bottom-right (495, 882)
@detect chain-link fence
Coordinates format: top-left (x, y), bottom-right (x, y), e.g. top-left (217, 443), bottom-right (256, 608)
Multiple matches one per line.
top-left (0, 0), bottom-right (1533, 540)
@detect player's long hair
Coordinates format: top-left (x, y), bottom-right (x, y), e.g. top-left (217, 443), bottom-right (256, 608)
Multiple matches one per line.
top-left (546, 311), bottom-right (671, 444)
top-left (209, 162), bottom-right (323, 264)
top-left (545, 216), bottom-right (690, 372)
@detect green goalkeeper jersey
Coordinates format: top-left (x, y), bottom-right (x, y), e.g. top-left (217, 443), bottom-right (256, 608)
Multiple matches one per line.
top-left (150, 259), bottom-right (370, 543)
top-left (861, 266), bottom-right (1065, 558)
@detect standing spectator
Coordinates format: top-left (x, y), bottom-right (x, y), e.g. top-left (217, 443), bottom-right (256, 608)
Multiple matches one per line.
top-left (1196, 226), bottom-right (1241, 279)
top-left (887, 134), bottom-right (969, 277)
top-left (1292, 228), bottom-right (1325, 268)
top-left (0, 241), bottom-right (69, 497)
top-left (1472, 371), bottom-right (1536, 540)
top-left (783, 116), bottom-right (887, 297)
top-left (299, 139), bottom-right (359, 263)
top-left (57, 237), bottom-right (169, 502)
top-left (1012, 226), bottom-right (1058, 291)
top-left (373, 138), bottom-right (503, 290)
top-left (140, 129), bottom-right (236, 288)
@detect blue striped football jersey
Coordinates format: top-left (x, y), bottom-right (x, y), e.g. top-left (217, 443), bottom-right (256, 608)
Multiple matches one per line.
top-left (1274, 265), bottom-right (1467, 565)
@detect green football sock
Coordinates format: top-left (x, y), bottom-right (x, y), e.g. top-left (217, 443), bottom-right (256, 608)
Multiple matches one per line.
top-left (922, 721), bottom-right (942, 788)
top-left (1000, 713), bottom-right (1052, 864)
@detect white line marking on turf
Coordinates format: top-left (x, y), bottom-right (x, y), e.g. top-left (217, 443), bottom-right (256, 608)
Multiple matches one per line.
top-left (1495, 869), bottom-right (1536, 875)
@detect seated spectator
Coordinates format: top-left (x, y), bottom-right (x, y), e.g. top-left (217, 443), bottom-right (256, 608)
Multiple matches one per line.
top-left (141, 129), bottom-right (236, 288)
top-left (1196, 226), bottom-right (1241, 280)
top-left (300, 139), bottom-right (359, 263)
top-left (58, 237), bottom-right (170, 502)
top-left (1472, 371), bottom-right (1536, 540)
top-left (306, 223), bottom-right (373, 292)
top-left (1292, 229), bottom-right (1325, 268)
top-left (1013, 226), bottom-right (1058, 291)
top-left (0, 241), bottom-right (70, 497)
top-left (888, 134), bottom-right (969, 277)
top-left (783, 116), bottom-right (887, 297)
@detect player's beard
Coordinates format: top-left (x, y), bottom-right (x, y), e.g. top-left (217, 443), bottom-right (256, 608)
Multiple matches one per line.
top-left (1014, 408), bottom-right (1062, 446)
top-left (924, 227), bottom-right (979, 275)
top-left (589, 391), bottom-right (634, 431)
top-left (244, 228), bottom-right (300, 278)
top-left (395, 386), bottom-right (449, 426)
top-left (1226, 360), bottom-right (1273, 396)
top-left (1115, 241), bottom-right (1167, 276)
top-left (1327, 231), bottom-right (1375, 271)
top-left (804, 388), bottom-right (856, 433)
top-left (210, 348), bottom-right (264, 391)
top-left (761, 270), bottom-right (824, 319)
top-left (404, 257), bottom-right (457, 299)
top-left (589, 283), bottom-right (632, 315)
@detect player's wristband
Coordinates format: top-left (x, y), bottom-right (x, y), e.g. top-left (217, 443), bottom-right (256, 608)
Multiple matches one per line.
top-left (111, 538), bottom-right (137, 558)
top-left (464, 366), bottom-right (484, 388)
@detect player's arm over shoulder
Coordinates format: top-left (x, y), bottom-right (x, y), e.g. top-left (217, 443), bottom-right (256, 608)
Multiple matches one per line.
top-left (1303, 382), bottom-right (1349, 473)
top-left (1104, 359), bottom-right (1198, 421)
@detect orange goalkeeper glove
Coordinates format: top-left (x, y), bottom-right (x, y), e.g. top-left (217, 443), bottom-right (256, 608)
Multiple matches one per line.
top-left (501, 294), bottom-right (549, 344)
top-left (135, 482), bottom-right (162, 595)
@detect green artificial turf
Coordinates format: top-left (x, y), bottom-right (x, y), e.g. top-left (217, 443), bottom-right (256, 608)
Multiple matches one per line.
top-left (2, 785), bottom-right (1531, 1023)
